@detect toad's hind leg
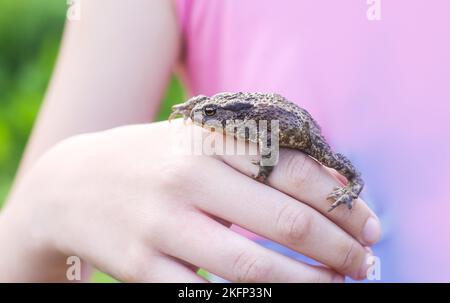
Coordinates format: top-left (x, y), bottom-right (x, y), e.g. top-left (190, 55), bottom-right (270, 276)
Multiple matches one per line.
top-left (307, 135), bottom-right (364, 212)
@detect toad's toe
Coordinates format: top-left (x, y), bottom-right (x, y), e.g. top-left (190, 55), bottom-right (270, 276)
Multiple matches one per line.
top-left (327, 186), bottom-right (354, 212)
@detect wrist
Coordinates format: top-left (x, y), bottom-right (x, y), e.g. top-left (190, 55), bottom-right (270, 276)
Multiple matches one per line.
top-left (0, 192), bottom-right (83, 282)
top-left (0, 136), bottom-right (97, 282)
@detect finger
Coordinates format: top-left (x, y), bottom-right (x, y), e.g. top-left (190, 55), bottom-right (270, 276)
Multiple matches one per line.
top-left (112, 247), bottom-right (206, 283)
top-left (140, 256), bottom-right (207, 283)
top-left (156, 210), bottom-right (343, 283)
top-left (217, 140), bottom-right (382, 246)
top-left (191, 158), bottom-right (371, 280)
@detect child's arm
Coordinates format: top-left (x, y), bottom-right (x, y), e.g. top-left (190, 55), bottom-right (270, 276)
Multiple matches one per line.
top-left (0, 0), bottom-right (381, 283)
top-left (1, 0), bottom-right (179, 281)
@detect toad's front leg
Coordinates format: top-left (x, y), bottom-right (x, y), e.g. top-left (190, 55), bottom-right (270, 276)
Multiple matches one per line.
top-left (252, 156), bottom-right (274, 182)
top-left (252, 130), bottom-right (278, 182)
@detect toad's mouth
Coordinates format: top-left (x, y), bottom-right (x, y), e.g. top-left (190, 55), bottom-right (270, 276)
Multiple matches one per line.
top-left (168, 104), bottom-right (191, 122)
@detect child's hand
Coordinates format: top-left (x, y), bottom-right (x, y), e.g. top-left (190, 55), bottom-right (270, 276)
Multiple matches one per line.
top-left (1, 120), bottom-right (381, 282)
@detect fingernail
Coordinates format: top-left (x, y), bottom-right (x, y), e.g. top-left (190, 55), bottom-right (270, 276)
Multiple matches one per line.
top-left (358, 253), bottom-right (373, 280)
top-left (362, 217), bottom-right (381, 245)
top-left (332, 274), bottom-right (345, 283)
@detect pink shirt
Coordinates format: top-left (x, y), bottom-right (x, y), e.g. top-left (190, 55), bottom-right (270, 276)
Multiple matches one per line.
top-left (176, 0), bottom-right (450, 281)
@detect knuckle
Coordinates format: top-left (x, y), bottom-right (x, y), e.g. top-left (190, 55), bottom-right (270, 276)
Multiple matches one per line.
top-left (307, 272), bottom-right (337, 283)
top-left (275, 203), bottom-right (312, 244)
top-left (336, 241), bottom-right (359, 274)
top-left (159, 157), bottom-right (204, 191)
top-left (119, 244), bottom-right (154, 282)
top-left (232, 252), bottom-right (273, 282)
top-left (281, 152), bottom-right (317, 190)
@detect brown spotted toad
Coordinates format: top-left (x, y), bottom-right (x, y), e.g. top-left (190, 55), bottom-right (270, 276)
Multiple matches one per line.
top-left (169, 92), bottom-right (364, 211)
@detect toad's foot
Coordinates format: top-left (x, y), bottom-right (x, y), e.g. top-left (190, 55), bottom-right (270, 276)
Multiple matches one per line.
top-left (251, 159), bottom-right (274, 182)
top-left (326, 186), bottom-right (356, 212)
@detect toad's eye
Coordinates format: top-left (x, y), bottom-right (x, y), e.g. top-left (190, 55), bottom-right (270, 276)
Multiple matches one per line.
top-left (203, 106), bottom-right (216, 116)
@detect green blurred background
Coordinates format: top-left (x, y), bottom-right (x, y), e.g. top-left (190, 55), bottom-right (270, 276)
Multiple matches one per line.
top-left (0, 0), bottom-right (185, 282)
